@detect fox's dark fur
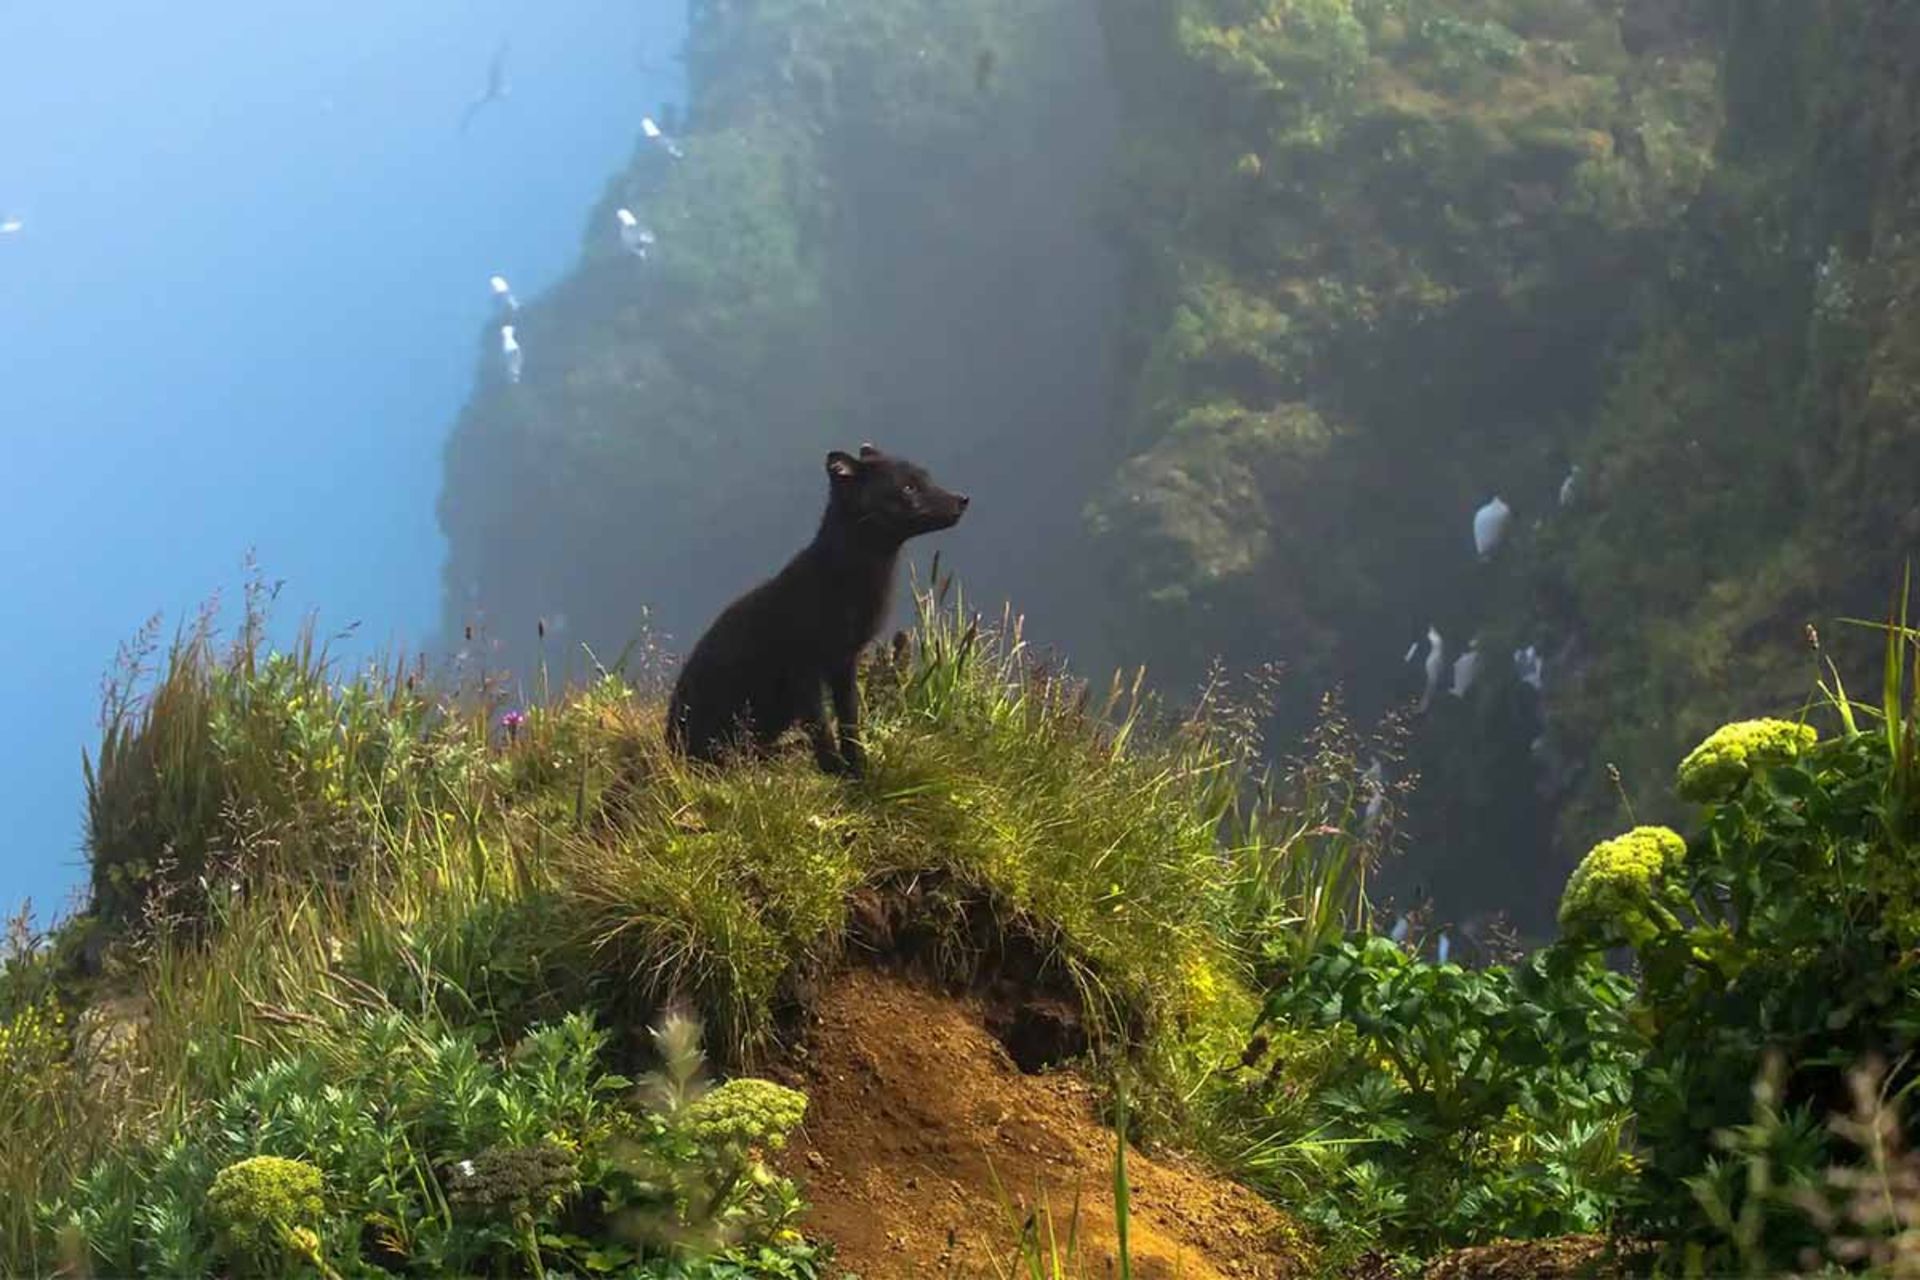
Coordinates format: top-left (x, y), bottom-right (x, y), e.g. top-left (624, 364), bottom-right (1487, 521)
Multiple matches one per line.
top-left (666, 444), bottom-right (969, 775)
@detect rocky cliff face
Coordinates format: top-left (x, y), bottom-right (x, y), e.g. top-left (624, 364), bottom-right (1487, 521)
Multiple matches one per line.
top-left (436, 0), bottom-right (1128, 680)
top-left (1082, 0), bottom-right (1725, 924)
top-left (437, 0), bottom-right (1920, 931)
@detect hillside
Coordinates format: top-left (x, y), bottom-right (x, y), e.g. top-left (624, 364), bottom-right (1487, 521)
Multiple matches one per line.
top-left (5, 580), bottom-right (1336, 1276)
top-left (13, 566), bottom-right (1920, 1275)
top-left (436, 0), bottom-right (1920, 935)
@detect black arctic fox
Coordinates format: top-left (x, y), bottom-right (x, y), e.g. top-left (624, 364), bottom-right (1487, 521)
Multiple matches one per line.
top-left (666, 444), bottom-right (969, 775)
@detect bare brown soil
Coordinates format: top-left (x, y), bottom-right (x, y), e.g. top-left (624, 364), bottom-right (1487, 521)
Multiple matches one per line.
top-left (771, 967), bottom-right (1315, 1280)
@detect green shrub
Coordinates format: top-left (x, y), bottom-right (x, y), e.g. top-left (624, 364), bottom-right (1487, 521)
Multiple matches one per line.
top-left (600, 1016), bottom-right (813, 1263)
top-left (44, 1002), bottom-right (817, 1277)
top-left (1247, 936), bottom-right (1638, 1252)
top-left (1559, 669), bottom-right (1920, 1267)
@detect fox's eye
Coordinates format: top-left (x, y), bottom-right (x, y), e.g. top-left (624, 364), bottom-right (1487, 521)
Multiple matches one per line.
top-left (901, 485), bottom-right (919, 500)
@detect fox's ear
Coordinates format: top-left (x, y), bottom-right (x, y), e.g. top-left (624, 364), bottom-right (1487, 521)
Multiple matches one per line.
top-left (826, 451), bottom-right (861, 481)
top-left (858, 442), bottom-right (881, 459)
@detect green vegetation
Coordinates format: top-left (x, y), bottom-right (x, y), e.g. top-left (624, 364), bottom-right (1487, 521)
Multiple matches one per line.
top-left (1090, 0), bottom-right (1723, 697)
top-left (205, 1157), bottom-right (332, 1279)
top-left (1085, 0), bottom-right (1920, 927)
top-left (1548, 607), bottom-right (1920, 1271)
top-left (21, 560), bottom-right (1920, 1274)
top-left (0, 569), bottom-right (1351, 1275)
top-left (1249, 937), bottom-right (1637, 1255)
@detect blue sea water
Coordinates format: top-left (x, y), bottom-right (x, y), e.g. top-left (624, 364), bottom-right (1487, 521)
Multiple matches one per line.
top-left (0, 1), bottom-right (683, 919)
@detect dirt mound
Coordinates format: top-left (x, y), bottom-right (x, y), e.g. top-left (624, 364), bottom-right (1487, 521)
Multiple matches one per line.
top-left (773, 968), bottom-right (1314, 1279)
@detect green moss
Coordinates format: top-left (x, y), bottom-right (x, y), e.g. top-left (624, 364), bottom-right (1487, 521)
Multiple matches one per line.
top-left (1558, 825), bottom-right (1687, 948)
top-left (1674, 719), bottom-right (1818, 804)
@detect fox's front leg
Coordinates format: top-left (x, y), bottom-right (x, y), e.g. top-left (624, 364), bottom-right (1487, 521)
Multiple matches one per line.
top-left (827, 659), bottom-right (865, 777)
top-left (800, 681), bottom-right (849, 775)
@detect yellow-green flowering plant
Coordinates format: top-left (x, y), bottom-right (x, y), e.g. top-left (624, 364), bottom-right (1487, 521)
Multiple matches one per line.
top-left (1674, 719), bottom-right (1818, 804)
top-left (1562, 655), bottom-right (1920, 1271)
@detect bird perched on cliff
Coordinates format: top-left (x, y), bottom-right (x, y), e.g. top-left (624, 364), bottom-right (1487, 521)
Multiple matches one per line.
top-left (500, 325), bottom-right (522, 384)
top-left (615, 208), bottom-right (655, 259)
top-left (1415, 626), bottom-right (1446, 713)
top-left (459, 40), bottom-right (512, 134)
top-left (1389, 914), bottom-right (1412, 944)
top-left (1513, 644), bottom-right (1544, 692)
top-left (1361, 757), bottom-right (1386, 832)
top-left (1559, 465), bottom-right (1580, 508)
top-left (1451, 639), bottom-right (1481, 698)
top-left (489, 274), bottom-right (518, 314)
top-left (641, 116), bottom-right (685, 160)
top-left (1473, 496), bottom-right (1512, 561)
top-left (1436, 932), bottom-right (1453, 965)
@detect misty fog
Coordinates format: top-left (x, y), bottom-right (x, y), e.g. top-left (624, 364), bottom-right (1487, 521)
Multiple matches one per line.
top-left (0, 1), bottom-right (679, 913)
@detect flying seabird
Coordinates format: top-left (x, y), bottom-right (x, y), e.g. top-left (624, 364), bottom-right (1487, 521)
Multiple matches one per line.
top-left (459, 40), bottom-right (512, 133)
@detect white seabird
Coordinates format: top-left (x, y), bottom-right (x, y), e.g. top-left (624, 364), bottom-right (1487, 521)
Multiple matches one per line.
top-left (1513, 644), bottom-right (1544, 692)
top-left (641, 116), bottom-right (685, 160)
top-left (1473, 496), bottom-right (1512, 562)
top-left (1389, 914), bottom-right (1412, 944)
top-left (489, 274), bottom-right (518, 313)
top-left (1436, 932), bottom-right (1452, 965)
top-left (1559, 465), bottom-right (1580, 508)
top-left (500, 325), bottom-right (523, 384)
top-left (1361, 757), bottom-right (1386, 831)
top-left (0, 216), bottom-right (22, 236)
top-left (1450, 639), bottom-right (1481, 698)
top-left (616, 208), bottom-right (656, 259)
top-left (1418, 626), bottom-right (1446, 713)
